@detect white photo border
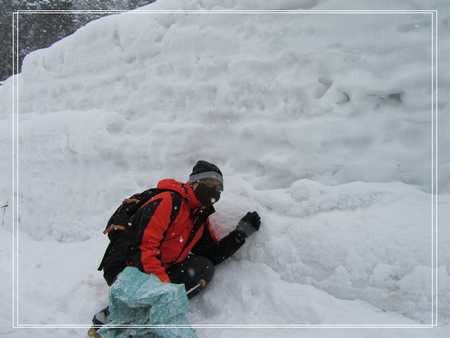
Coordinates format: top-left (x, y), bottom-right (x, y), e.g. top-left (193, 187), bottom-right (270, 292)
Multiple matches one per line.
top-left (11, 9), bottom-right (439, 329)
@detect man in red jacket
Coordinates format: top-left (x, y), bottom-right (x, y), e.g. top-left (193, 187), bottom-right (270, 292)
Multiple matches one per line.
top-left (99, 161), bottom-right (261, 293)
top-left (92, 161), bottom-right (261, 329)
top-left (132, 160), bottom-right (261, 297)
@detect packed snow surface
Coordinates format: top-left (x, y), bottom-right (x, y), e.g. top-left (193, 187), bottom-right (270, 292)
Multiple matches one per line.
top-left (1, 0), bottom-right (450, 337)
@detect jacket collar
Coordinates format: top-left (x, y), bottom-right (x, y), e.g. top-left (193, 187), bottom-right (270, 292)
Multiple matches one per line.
top-left (156, 178), bottom-right (202, 210)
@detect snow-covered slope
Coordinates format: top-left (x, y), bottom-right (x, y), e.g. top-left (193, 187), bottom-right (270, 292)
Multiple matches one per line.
top-left (1, 0), bottom-right (450, 337)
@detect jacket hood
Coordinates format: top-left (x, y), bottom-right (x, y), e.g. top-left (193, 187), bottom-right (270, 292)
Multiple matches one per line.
top-left (156, 178), bottom-right (202, 209)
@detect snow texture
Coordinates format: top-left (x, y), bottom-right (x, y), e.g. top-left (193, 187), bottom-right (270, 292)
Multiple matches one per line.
top-left (0, 0), bottom-right (449, 337)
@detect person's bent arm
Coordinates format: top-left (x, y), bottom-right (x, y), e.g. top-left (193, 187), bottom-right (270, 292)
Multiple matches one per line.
top-left (137, 192), bottom-right (174, 282)
top-left (192, 211), bottom-right (261, 265)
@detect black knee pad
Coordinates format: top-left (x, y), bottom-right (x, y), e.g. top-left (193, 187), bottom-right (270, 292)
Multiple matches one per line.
top-left (167, 255), bottom-right (216, 298)
top-left (199, 256), bottom-right (215, 284)
top-left (185, 256), bottom-right (214, 298)
top-left (188, 255), bottom-right (215, 284)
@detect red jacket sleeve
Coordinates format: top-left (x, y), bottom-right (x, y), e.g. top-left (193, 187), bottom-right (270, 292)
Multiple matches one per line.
top-left (139, 192), bottom-right (173, 282)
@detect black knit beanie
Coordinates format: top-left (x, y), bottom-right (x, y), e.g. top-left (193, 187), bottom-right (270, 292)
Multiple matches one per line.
top-left (189, 160), bottom-right (223, 189)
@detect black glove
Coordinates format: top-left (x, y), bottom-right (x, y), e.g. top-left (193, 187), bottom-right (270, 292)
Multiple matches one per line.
top-left (236, 211), bottom-right (261, 238)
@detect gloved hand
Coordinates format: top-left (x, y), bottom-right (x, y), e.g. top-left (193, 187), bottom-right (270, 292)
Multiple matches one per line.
top-left (236, 211), bottom-right (261, 238)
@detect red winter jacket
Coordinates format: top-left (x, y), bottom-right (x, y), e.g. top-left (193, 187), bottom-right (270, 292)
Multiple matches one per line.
top-left (136, 179), bottom-right (219, 282)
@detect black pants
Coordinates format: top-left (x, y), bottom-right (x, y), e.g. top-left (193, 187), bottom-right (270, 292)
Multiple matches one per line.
top-left (167, 255), bottom-right (215, 299)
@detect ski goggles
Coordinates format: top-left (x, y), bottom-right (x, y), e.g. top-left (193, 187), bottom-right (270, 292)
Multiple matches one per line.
top-left (189, 172), bottom-right (224, 191)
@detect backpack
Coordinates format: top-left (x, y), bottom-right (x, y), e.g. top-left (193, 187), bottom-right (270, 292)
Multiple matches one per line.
top-left (97, 188), bottom-right (182, 286)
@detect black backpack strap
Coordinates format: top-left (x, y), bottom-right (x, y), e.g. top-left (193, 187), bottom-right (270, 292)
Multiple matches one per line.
top-left (169, 191), bottom-right (182, 225)
top-left (147, 191), bottom-right (182, 255)
top-left (133, 190), bottom-right (182, 242)
top-left (171, 205), bottom-right (215, 264)
top-left (128, 190), bottom-right (182, 271)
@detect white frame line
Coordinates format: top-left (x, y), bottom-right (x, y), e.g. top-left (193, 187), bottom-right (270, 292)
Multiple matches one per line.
top-left (11, 9), bottom-right (439, 330)
top-left (433, 9), bottom-right (439, 328)
top-left (431, 10), bottom-right (435, 326)
top-left (14, 9), bottom-right (440, 14)
top-left (11, 10), bottom-right (15, 330)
